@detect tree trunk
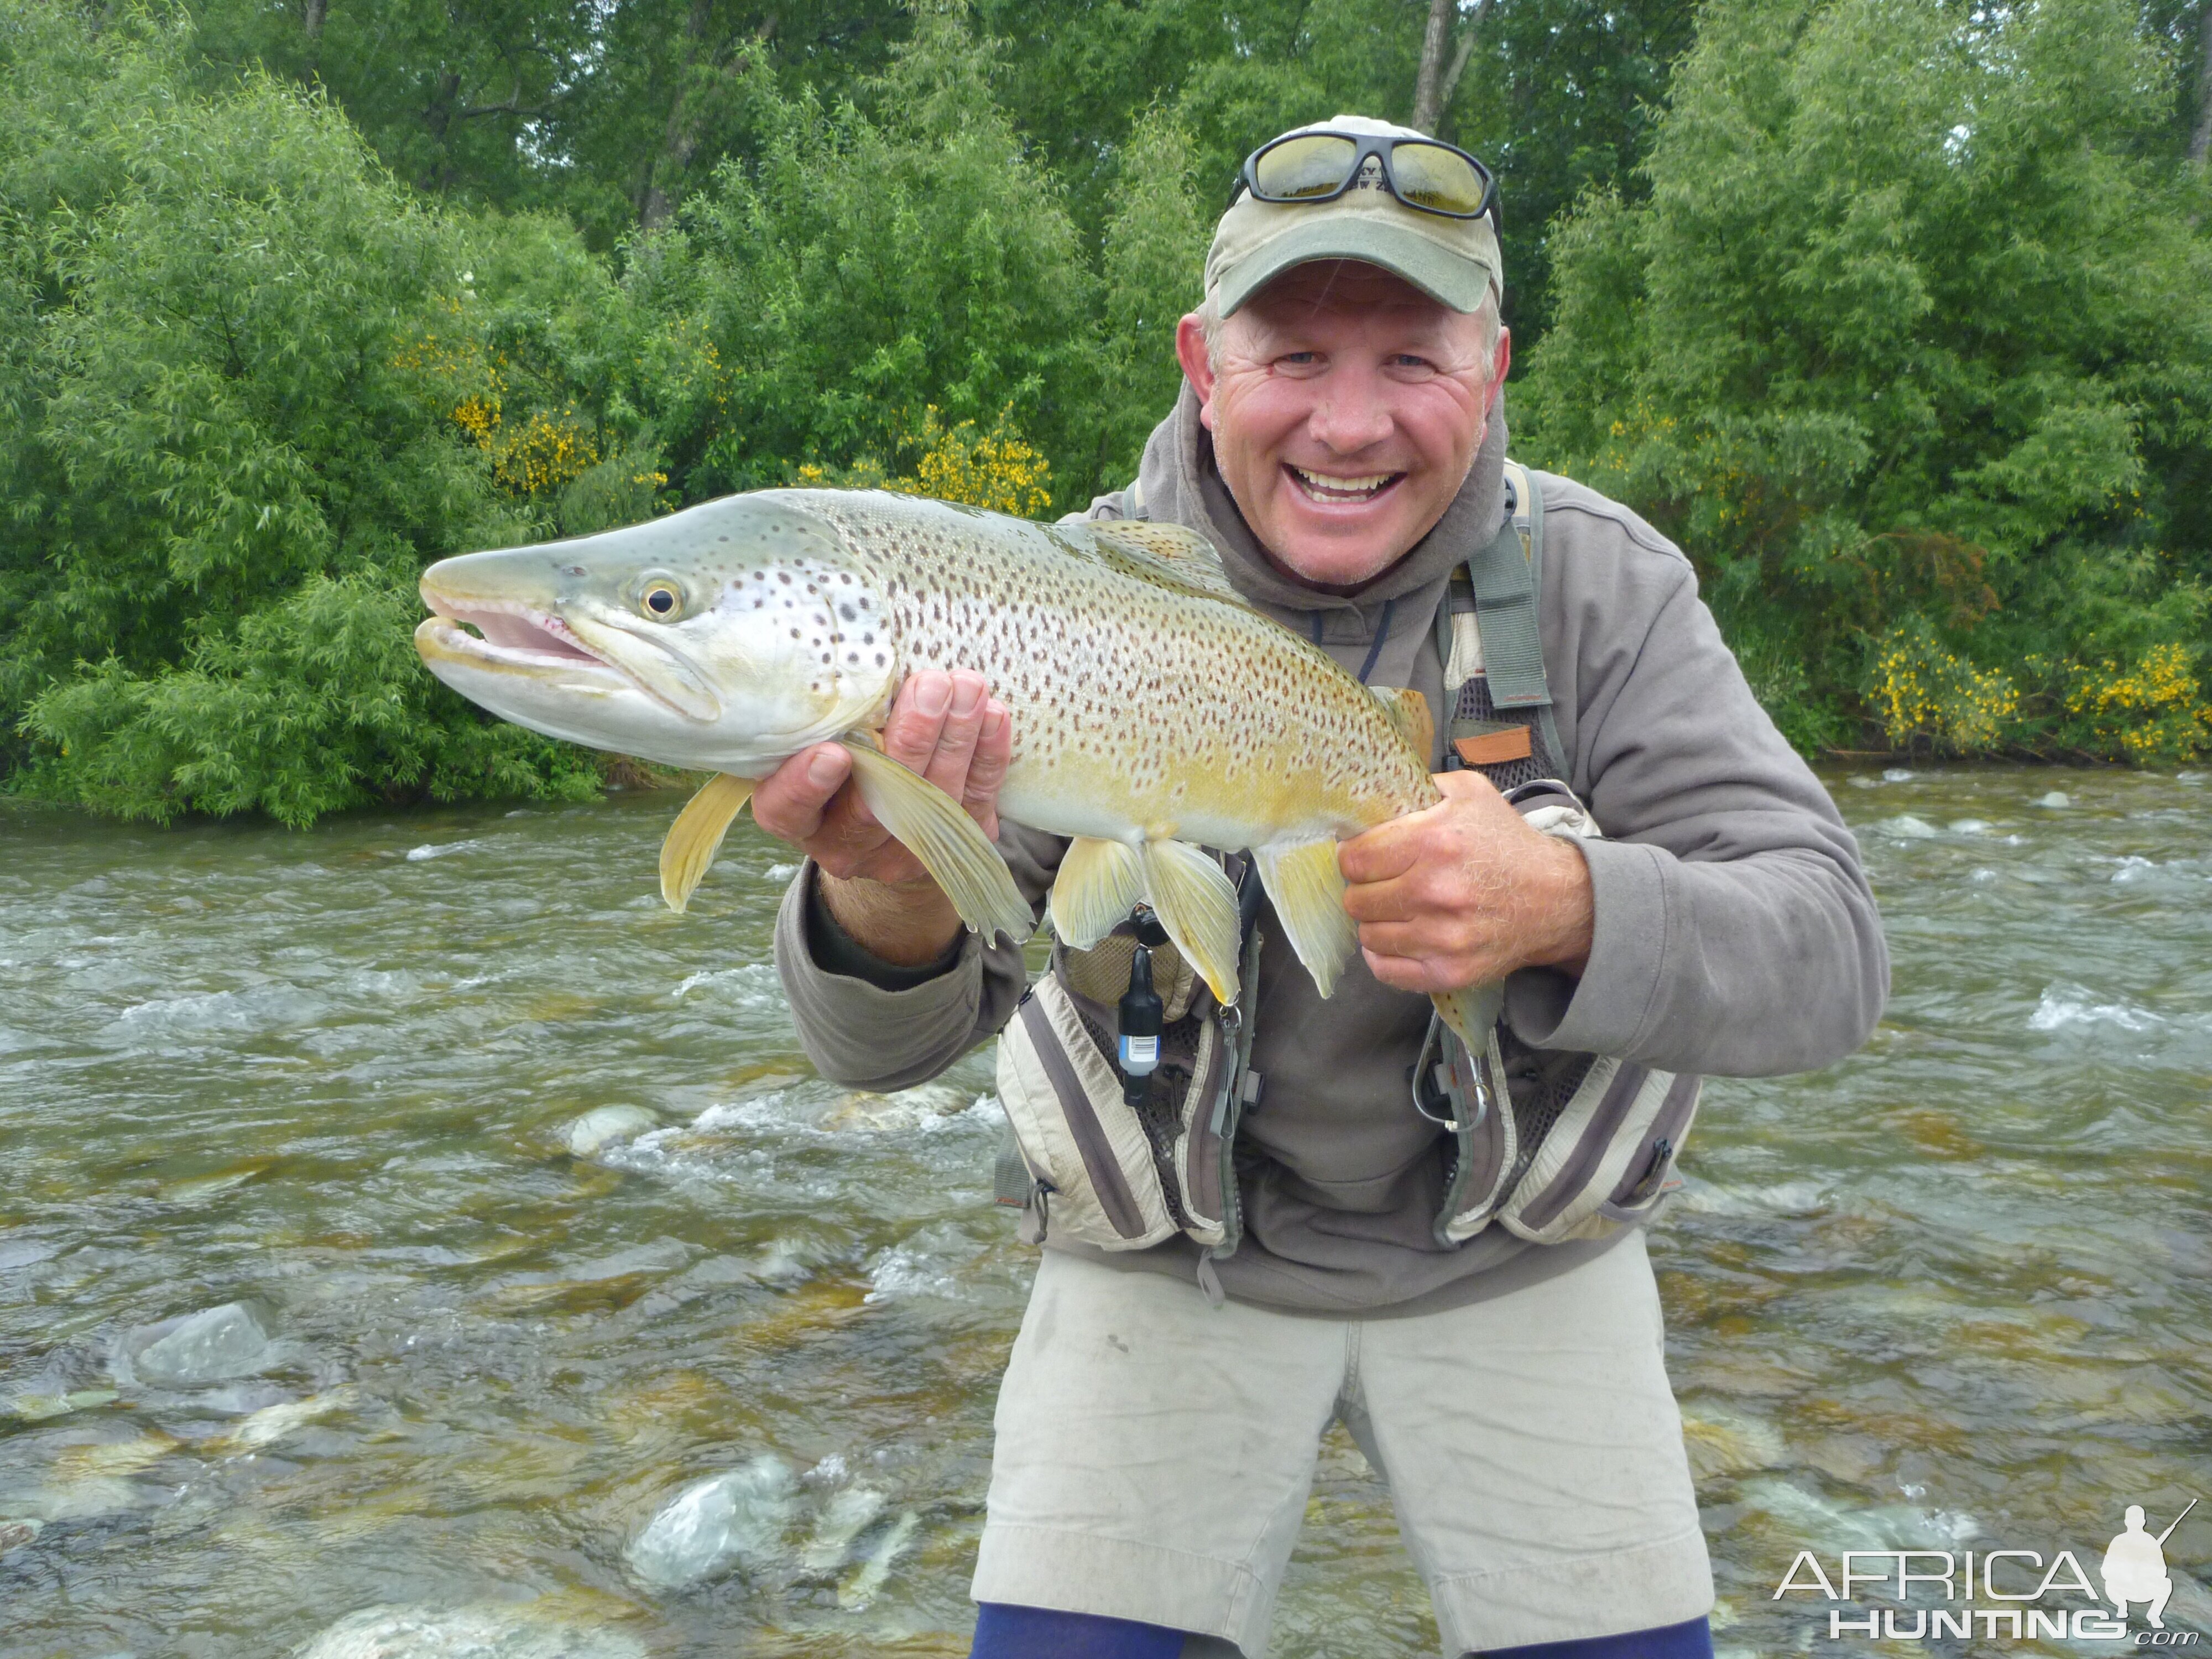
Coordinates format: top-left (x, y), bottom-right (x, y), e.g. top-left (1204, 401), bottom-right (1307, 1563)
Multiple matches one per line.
top-left (303, 0), bottom-right (327, 74)
top-left (1412, 0), bottom-right (1494, 136)
top-left (640, 0), bottom-right (714, 230)
top-left (1412, 0), bottom-right (1455, 134)
top-left (641, 9), bottom-right (775, 231)
top-left (2192, 0), bottom-right (2211, 164)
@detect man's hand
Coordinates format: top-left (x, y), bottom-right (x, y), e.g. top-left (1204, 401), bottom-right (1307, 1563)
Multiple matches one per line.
top-left (752, 668), bottom-right (1011, 967)
top-left (1339, 769), bottom-right (1594, 993)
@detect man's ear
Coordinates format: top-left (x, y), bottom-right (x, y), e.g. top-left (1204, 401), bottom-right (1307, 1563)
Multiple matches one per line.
top-left (1488, 325), bottom-right (1512, 416)
top-left (1175, 313), bottom-right (1218, 431)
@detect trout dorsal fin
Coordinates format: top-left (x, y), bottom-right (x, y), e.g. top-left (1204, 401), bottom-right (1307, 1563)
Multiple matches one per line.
top-left (1431, 983), bottom-right (1505, 1053)
top-left (1372, 686), bottom-right (1434, 765)
top-left (1076, 522), bottom-right (1245, 606)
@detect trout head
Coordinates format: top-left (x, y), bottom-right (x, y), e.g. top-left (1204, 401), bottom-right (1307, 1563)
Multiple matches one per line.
top-left (415, 494), bottom-right (894, 774)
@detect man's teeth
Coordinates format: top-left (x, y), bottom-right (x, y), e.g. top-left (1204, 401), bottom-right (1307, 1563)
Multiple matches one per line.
top-left (1292, 466), bottom-right (1398, 500)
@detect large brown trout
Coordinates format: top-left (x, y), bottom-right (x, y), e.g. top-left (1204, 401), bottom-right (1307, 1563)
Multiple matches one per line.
top-left (414, 489), bottom-right (1496, 1047)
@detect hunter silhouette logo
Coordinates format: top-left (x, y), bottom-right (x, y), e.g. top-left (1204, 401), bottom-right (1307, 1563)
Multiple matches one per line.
top-left (2104, 1500), bottom-right (2195, 1630)
top-left (1775, 1495), bottom-right (2203, 1642)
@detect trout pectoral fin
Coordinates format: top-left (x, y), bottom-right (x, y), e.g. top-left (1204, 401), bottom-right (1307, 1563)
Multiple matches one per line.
top-left (1049, 837), bottom-right (1146, 950)
top-left (1139, 839), bottom-right (1241, 1005)
top-left (838, 739), bottom-right (1034, 945)
top-left (660, 773), bottom-right (758, 912)
top-left (1254, 838), bottom-right (1358, 999)
top-left (1432, 983), bottom-right (1505, 1055)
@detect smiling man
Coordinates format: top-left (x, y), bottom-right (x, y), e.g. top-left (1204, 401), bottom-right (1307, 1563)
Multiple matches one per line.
top-left (755, 116), bottom-right (1886, 1658)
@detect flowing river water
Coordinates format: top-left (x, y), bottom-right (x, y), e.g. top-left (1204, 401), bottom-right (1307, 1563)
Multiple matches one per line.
top-left (2, 764), bottom-right (2208, 1658)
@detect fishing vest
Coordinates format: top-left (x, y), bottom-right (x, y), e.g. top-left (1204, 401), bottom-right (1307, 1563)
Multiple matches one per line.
top-left (992, 463), bottom-right (1702, 1266)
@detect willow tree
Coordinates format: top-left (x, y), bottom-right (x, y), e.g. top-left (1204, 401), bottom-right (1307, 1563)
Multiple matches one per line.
top-left (1517, 0), bottom-right (2212, 757)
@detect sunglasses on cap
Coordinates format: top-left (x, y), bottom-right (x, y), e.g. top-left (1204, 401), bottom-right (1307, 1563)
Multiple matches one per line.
top-left (1231, 131), bottom-right (1498, 225)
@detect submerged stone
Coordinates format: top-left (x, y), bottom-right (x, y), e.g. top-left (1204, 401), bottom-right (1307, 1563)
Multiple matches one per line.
top-left (225, 1386), bottom-right (359, 1452)
top-left (293, 1603), bottom-right (646, 1659)
top-left (624, 1455), bottom-right (793, 1589)
top-left (801, 1484), bottom-right (887, 1571)
top-left (837, 1508), bottom-right (919, 1611)
top-left (561, 1105), bottom-right (658, 1157)
top-left (131, 1302), bottom-right (271, 1386)
top-left (1680, 1405), bottom-right (1786, 1482)
top-left (4, 1389), bottom-right (117, 1422)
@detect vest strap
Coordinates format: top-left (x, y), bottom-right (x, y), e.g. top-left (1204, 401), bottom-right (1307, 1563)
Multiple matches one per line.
top-left (1469, 463), bottom-right (1549, 710)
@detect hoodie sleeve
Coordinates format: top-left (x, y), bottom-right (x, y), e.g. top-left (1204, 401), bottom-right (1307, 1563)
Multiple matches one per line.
top-left (1500, 482), bottom-right (1889, 1077)
top-left (773, 823), bottom-right (1065, 1091)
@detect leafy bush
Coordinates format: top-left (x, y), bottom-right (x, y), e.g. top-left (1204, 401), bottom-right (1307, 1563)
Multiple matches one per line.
top-left (1516, 0), bottom-right (2212, 761)
top-left (0, 5), bottom-right (603, 820)
top-left (646, 9), bottom-right (1105, 500)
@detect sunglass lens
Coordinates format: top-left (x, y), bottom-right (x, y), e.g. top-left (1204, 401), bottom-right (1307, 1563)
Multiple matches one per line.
top-left (1390, 143), bottom-right (1488, 214)
top-left (1252, 135), bottom-right (1360, 201)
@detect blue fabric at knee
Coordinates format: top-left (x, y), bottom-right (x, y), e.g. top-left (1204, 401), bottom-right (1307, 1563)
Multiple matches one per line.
top-left (1475, 1615), bottom-right (1715, 1658)
top-left (971, 1600), bottom-right (1193, 1659)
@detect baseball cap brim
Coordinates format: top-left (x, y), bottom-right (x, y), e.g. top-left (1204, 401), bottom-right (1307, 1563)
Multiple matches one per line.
top-left (1214, 215), bottom-right (1496, 318)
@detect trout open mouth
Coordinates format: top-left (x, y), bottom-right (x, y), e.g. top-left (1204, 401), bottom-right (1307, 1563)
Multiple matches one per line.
top-left (416, 599), bottom-right (612, 672)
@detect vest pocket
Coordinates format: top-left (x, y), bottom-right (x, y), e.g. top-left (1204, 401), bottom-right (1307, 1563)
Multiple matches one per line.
top-left (994, 975), bottom-right (1182, 1251)
top-left (1498, 1065), bottom-right (1703, 1244)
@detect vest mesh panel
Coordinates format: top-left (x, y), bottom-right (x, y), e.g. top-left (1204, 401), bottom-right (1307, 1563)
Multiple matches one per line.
top-left (1499, 1038), bottom-right (1597, 1198)
top-left (1453, 672), bottom-right (1563, 792)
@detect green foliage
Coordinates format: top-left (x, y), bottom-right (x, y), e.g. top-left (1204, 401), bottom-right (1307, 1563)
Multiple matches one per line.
top-left (643, 6), bottom-right (1106, 498)
top-left (1516, 0), bottom-right (2212, 761)
top-left (0, 3), bottom-right (608, 819)
top-left (8, 0), bottom-right (2212, 826)
top-left (1097, 105), bottom-right (1211, 484)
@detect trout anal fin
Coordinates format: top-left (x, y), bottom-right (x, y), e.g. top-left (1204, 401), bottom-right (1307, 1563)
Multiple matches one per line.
top-left (661, 773), bottom-right (758, 912)
top-left (1139, 839), bottom-right (1241, 1005)
top-left (1253, 838), bottom-right (1358, 998)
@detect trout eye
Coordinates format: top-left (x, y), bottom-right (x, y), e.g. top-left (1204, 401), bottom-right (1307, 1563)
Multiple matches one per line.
top-left (640, 580), bottom-right (683, 620)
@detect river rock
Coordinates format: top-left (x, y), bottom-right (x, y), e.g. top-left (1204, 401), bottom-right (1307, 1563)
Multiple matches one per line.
top-left (2036, 789), bottom-right (2070, 808)
top-left (624, 1455), bottom-right (793, 1589)
top-left (801, 1484), bottom-right (886, 1571)
top-left (293, 1604), bottom-right (646, 1659)
top-left (1880, 814), bottom-right (1940, 839)
top-left (131, 1302), bottom-right (271, 1386)
top-left (837, 1508), bottom-right (919, 1611)
top-left (1681, 1405), bottom-right (1786, 1482)
top-left (4, 1389), bottom-right (117, 1422)
top-left (562, 1105), bottom-right (658, 1157)
top-left (225, 1386), bottom-right (359, 1452)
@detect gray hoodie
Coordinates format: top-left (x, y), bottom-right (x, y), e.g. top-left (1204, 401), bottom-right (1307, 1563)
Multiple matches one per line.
top-left (771, 388), bottom-right (1888, 1315)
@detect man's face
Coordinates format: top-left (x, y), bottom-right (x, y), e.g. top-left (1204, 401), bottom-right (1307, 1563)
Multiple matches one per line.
top-left (1175, 262), bottom-right (1509, 589)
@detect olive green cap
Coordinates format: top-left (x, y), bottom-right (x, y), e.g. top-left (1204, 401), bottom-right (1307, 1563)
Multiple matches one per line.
top-left (1206, 114), bottom-right (1503, 317)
